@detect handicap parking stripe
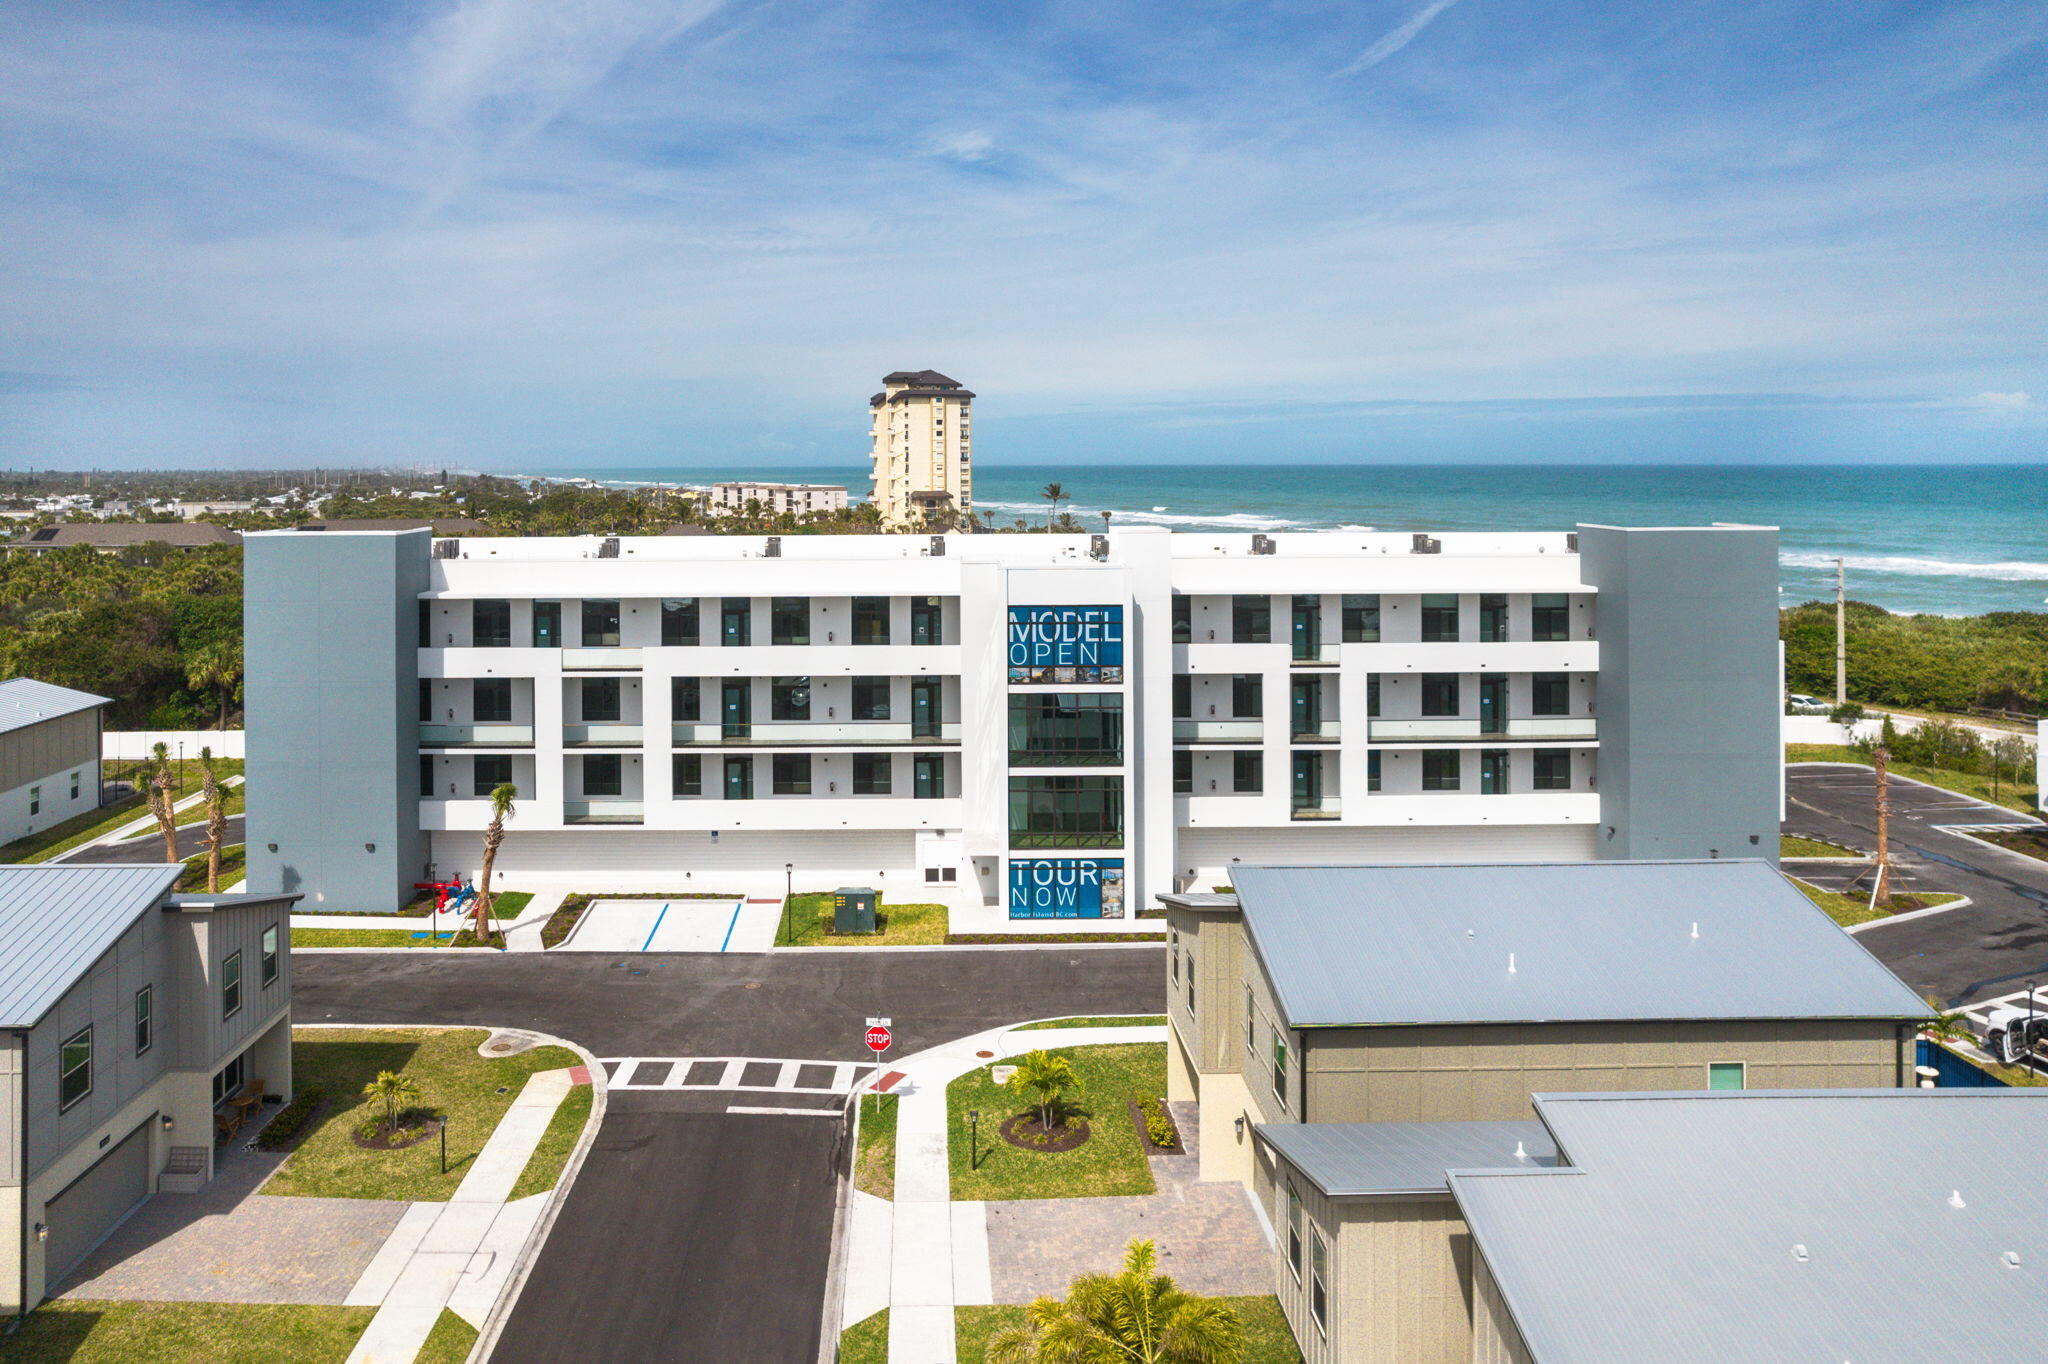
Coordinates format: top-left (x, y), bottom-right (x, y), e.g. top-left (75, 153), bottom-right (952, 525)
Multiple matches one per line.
top-left (639, 901), bottom-right (672, 952)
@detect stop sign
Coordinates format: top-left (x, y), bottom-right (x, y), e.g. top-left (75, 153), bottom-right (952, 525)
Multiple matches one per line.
top-left (865, 1025), bottom-right (893, 1053)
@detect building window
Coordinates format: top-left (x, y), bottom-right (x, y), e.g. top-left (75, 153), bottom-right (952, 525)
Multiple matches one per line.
top-left (28, 786), bottom-right (40, 817)
top-left (1233, 751), bottom-right (1263, 793)
top-left (771, 597), bottom-right (810, 646)
top-left (1172, 674), bottom-right (1191, 719)
top-left (70, 770), bottom-right (81, 801)
top-left (1231, 595), bottom-right (1271, 644)
top-left (1421, 674), bottom-right (1460, 717)
top-left (1531, 593), bottom-right (1570, 641)
top-left (420, 678), bottom-right (433, 723)
top-left (420, 755), bottom-right (435, 798)
top-left (1366, 674), bottom-right (1380, 718)
top-left (1173, 751), bottom-right (1192, 794)
top-left (1008, 775), bottom-right (1123, 848)
top-left (1709, 1062), bottom-right (1746, 1091)
top-left (1533, 748), bottom-right (1571, 790)
top-left (1478, 593), bottom-right (1508, 643)
top-left (474, 754), bottom-right (512, 796)
top-left (1172, 596), bottom-right (1192, 643)
top-left (1185, 950), bottom-right (1196, 1013)
top-left (1367, 750), bottom-right (1382, 791)
top-left (1245, 986), bottom-right (1256, 1051)
top-left (1286, 1184), bottom-right (1304, 1280)
top-left (1531, 672), bottom-right (1570, 716)
top-left (261, 923), bottom-right (279, 986)
top-left (772, 754), bottom-right (811, 795)
top-left (720, 598), bottom-right (752, 647)
top-left (1309, 1227), bottom-right (1328, 1333)
top-left (581, 677), bottom-right (621, 722)
top-left (584, 754), bottom-right (623, 797)
top-left (1341, 594), bottom-right (1379, 643)
top-left (673, 754), bottom-right (702, 796)
top-left (134, 986), bottom-right (153, 1055)
top-left (532, 600), bottom-right (561, 648)
top-left (770, 677), bottom-right (812, 722)
top-left (672, 677), bottom-right (700, 722)
top-left (580, 599), bottom-right (621, 648)
top-left (1481, 749), bottom-right (1509, 795)
top-left (1422, 750), bottom-right (1461, 791)
top-left (419, 598), bottom-right (433, 648)
top-left (473, 677), bottom-right (513, 723)
top-left (724, 755), bottom-right (754, 800)
top-left (853, 753), bottom-right (892, 795)
top-left (851, 597), bottom-right (890, 645)
top-left (472, 599), bottom-right (512, 648)
top-left (1231, 674), bottom-right (1262, 717)
top-left (661, 598), bottom-right (700, 646)
top-left (222, 951), bottom-right (243, 1020)
top-left (59, 1026), bottom-right (91, 1110)
top-left (910, 596), bottom-right (943, 645)
top-left (1420, 593), bottom-right (1460, 642)
top-left (1169, 930), bottom-right (1179, 983)
top-left (1272, 1033), bottom-right (1289, 1109)
top-left (913, 753), bottom-right (947, 799)
top-left (852, 677), bottom-right (891, 721)
top-left (1008, 694), bottom-right (1124, 766)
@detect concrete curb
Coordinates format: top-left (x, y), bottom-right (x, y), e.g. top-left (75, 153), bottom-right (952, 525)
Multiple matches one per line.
top-left (814, 1100), bottom-right (859, 1364)
top-left (1845, 894), bottom-right (1975, 934)
top-left (1947, 828), bottom-right (2048, 870)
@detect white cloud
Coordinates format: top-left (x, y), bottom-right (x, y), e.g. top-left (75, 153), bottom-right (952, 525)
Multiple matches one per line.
top-left (1964, 390), bottom-right (2031, 410)
top-left (927, 129), bottom-right (995, 163)
top-left (1334, 0), bottom-right (1464, 77)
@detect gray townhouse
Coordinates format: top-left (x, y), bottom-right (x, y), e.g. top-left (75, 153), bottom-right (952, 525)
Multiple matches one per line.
top-left (0, 679), bottom-right (108, 846)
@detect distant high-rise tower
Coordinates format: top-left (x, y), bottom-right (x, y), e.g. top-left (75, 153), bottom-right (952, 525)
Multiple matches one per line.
top-left (868, 370), bottom-right (973, 528)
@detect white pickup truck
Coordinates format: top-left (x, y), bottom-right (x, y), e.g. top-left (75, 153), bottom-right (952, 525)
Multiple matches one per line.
top-left (1981, 1003), bottom-right (2048, 1066)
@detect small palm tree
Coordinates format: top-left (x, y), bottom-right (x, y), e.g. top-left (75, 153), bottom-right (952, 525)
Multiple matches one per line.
top-left (1041, 482), bottom-right (1066, 530)
top-left (185, 642), bottom-right (242, 731)
top-left (474, 782), bottom-right (517, 946)
top-left (199, 747), bottom-right (226, 893)
top-left (1920, 997), bottom-right (1977, 1047)
top-left (362, 1070), bottom-right (422, 1136)
top-left (145, 742), bottom-right (180, 867)
top-left (1006, 1050), bottom-right (1081, 1132)
top-left (987, 1238), bottom-right (1246, 1364)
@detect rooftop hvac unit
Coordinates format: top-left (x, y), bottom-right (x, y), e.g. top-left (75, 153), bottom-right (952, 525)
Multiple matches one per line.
top-left (597, 536), bottom-right (621, 559)
top-left (431, 539), bottom-right (460, 559)
top-left (1565, 532), bottom-right (1579, 553)
top-left (1411, 533), bottom-right (1442, 554)
top-left (1089, 534), bottom-right (1110, 561)
top-left (1251, 535), bottom-right (1277, 555)
top-left (930, 535), bottom-right (947, 556)
top-left (764, 536), bottom-right (782, 558)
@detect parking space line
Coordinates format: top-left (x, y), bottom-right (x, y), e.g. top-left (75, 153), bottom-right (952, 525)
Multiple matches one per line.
top-left (638, 901), bottom-right (672, 952)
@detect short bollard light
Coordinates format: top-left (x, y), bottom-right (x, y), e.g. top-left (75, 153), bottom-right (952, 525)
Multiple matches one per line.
top-left (967, 1109), bottom-right (981, 1169)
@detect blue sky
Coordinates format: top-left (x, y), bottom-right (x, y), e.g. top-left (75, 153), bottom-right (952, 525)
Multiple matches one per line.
top-left (1, 0), bottom-right (2044, 468)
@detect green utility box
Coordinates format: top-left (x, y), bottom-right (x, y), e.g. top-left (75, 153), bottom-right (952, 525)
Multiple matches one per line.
top-left (833, 887), bottom-right (879, 935)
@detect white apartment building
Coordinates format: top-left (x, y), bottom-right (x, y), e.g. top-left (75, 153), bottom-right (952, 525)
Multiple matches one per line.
top-left (868, 371), bottom-right (972, 527)
top-left (244, 523), bottom-right (1783, 929)
top-left (707, 482), bottom-right (848, 517)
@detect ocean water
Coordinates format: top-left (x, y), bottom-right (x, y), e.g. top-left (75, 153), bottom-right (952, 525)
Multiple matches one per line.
top-left (526, 463), bottom-right (2048, 617)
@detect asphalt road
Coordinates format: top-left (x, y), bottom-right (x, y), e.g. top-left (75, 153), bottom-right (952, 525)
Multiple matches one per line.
top-left (294, 947), bottom-right (1164, 1363)
top-left (58, 813), bottom-right (246, 864)
top-left (1783, 764), bottom-right (2048, 1006)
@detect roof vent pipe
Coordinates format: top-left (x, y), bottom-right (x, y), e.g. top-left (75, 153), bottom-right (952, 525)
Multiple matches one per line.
top-left (1507, 952), bottom-right (1516, 974)
top-left (1514, 1141), bottom-right (1527, 1161)
top-left (1691, 922), bottom-right (1699, 939)
top-left (1792, 1244), bottom-right (1809, 1262)
top-left (1949, 1190), bottom-right (1967, 1209)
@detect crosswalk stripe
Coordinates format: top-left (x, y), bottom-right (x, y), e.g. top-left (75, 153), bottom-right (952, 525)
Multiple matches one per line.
top-left (599, 1056), bottom-right (876, 1095)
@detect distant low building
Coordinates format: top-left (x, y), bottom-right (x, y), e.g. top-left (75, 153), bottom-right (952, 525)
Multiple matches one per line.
top-left (297, 517), bottom-right (487, 536)
top-left (8, 523), bottom-right (238, 553)
top-left (171, 500), bottom-right (256, 519)
top-left (707, 482), bottom-right (847, 517)
top-left (0, 679), bottom-right (108, 844)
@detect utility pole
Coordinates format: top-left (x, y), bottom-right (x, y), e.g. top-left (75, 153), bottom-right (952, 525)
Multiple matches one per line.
top-left (1834, 557), bottom-right (1847, 705)
top-left (1871, 746), bottom-right (1893, 910)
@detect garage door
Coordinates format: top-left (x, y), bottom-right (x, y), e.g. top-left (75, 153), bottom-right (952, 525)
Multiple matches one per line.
top-left (45, 1120), bottom-right (151, 1286)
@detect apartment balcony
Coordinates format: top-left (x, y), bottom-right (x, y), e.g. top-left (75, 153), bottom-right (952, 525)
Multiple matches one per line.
top-left (419, 723), bottom-right (535, 747)
top-left (671, 720), bottom-right (962, 746)
top-left (1290, 798), bottom-right (1342, 820)
top-left (1173, 719), bottom-right (1263, 744)
top-left (566, 799), bottom-right (644, 825)
top-left (562, 647), bottom-right (643, 670)
top-left (1367, 717), bottom-right (1598, 743)
top-left (1288, 721), bottom-right (1342, 744)
top-left (564, 723), bottom-right (645, 746)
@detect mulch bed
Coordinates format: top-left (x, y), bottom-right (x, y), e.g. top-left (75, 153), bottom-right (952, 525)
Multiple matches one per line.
top-left (1000, 1113), bottom-right (1092, 1153)
top-left (947, 932), bottom-right (1166, 945)
top-left (351, 1114), bottom-right (446, 1151)
top-left (1129, 1100), bottom-right (1184, 1155)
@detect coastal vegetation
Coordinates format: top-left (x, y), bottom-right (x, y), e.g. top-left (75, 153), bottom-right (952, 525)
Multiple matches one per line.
top-left (1781, 599), bottom-right (2047, 718)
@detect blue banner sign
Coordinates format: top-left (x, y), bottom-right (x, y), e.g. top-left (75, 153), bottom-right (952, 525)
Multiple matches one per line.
top-left (1008, 605), bottom-right (1124, 684)
top-left (1009, 857), bottom-right (1126, 919)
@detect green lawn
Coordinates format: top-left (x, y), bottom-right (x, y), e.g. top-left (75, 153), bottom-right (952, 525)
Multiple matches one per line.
top-left (177, 842), bottom-right (246, 891)
top-left (0, 793), bottom-right (148, 863)
top-left (508, 1080), bottom-right (595, 1201)
top-left (1790, 877), bottom-right (1961, 928)
top-left (948, 1043), bottom-right (1163, 1202)
top-left (413, 1308), bottom-right (479, 1364)
top-left (1014, 1015), bottom-right (1168, 1031)
top-left (291, 928), bottom-right (439, 948)
top-left (173, 785), bottom-right (247, 827)
top-left (1787, 743), bottom-right (2039, 814)
top-left (839, 1309), bottom-right (889, 1364)
top-left (855, 1093), bottom-right (899, 1199)
top-left (1782, 834), bottom-right (1859, 859)
top-left (777, 893), bottom-right (949, 946)
top-left (0, 1300), bottom-right (373, 1364)
top-left (265, 1028), bottom-right (580, 1202)
top-left (956, 1296), bottom-right (1301, 1364)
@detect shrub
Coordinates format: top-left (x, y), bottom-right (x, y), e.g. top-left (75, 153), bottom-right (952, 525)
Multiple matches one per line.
top-left (1137, 1096), bottom-right (1179, 1149)
top-left (257, 1087), bottom-right (324, 1149)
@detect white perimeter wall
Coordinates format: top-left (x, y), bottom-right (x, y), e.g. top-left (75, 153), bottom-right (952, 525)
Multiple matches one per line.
top-left (428, 828), bottom-right (918, 896)
top-left (1175, 824), bottom-right (1598, 888)
top-left (103, 731), bottom-right (245, 761)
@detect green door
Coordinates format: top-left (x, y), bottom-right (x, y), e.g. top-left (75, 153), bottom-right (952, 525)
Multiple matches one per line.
top-left (1479, 675), bottom-right (1506, 734)
top-left (723, 756), bottom-right (754, 800)
top-left (911, 680), bottom-right (941, 738)
top-left (1291, 752), bottom-right (1321, 809)
top-left (721, 680), bottom-right (751, 739)
top-left (1480, 749), bottom-right (1509, 794)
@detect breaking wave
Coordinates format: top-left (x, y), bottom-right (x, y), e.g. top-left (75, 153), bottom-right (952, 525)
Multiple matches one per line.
top-left (1780, 551), bottom-right (2048, 583)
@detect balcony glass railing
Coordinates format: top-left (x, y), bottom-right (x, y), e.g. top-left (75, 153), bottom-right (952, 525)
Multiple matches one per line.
top-left (1288, 720), bottom-right (1342, 742)
top-left (671, 720), bottom-right (962, 744)
top-left (1172, 719), bottom-right (1263, 742)
top-left (562, 647), bottom-right (642, 670)
top-left (1367, 717), bottom-right (1597, 742)
top-left (419, 723), bottom-right (535, 746)
top-left (565, 799), bottom-right (644, 824)
top-left (1290, 798), bottom-right (1342, 820)
top-left (564, 723), bottom-right (644, 745)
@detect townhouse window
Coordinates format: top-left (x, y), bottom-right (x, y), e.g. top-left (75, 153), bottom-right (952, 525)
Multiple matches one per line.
top-left (420, 756), bottom-right (435, 798)
top-left (1709, 1062), bottom-right (1746, 1090)
top-left (851, 597), bottom-right (890, 645)
top-left (1533, 748), bottom-right (1572, 790)
top-left (1421, 674), bottom-right (1460, 717)
top-left (1169, 929), bottom-right (1179, 983)
top-left (661, 598), bottom-right (700, 646)
top-left (222, 951), bottom-right (243, 1020)
top-left (1367, 750), bottom-right (1382, 791)
top-left (1478, 593), bottom-right (1508, 643)
top-left (672, 676), bottom-right (700, 722)
top-left (1420, 593), bottom-right (1461, 642)
top-left (1231, 674), bottom-right (1262, 718)
top-left (1531, 593), bottom-right (1571, 641)
top-left (581, 599), bottom-right (621, 648)
top-left (851, 677), bottom-right (891, 721)
top-left (1309, 1227), bottom-right (1329, 1333)
top-left (1173, 751), bottom-right (1192, 794)
top-left (771, 597), bottom-right (810, 646)
top-left (1245, 986), bottom-right (1256, 1051)
top-left (1171, 596), bottom-right (1191, 644)
top-left (584, 754), bottom-right (623, 797)
top-left (582, 677), bottom-right (621, 723)
top-left (1007, 775), bottom-right (1123, 847)
top-left (1422, 750), bottom-right (1461, 791)
top-left (1531, 672), bottom-right (1570, 716)
top-left (261, 923), bottom-right (279, 986)
top-left (1231, 595), bottom-right (1271, 644)
top-left (70, 770), bottom-right (80, 801)
top-left (532, 600), bottom-right (561, 648)
top-left (1185, 950), bottom-right (1196, 1013)
top-left (28, 786), bottom-right (39, 817)
top-left (59, 1027), bottom-right (91, 1111)
top-left (474, 754), bottom-right (512, 796)
top-left (771, 677), bottom-right (811, 722)
top-left (720, 599), bottom-right (752, 647)
top-left (1172, 674), bottom-right (1191, 719)
top-left (910, 596), bottom-right (943, 645)
top-left (1233, 751), bottom-right (1263, 793)
top-left (1341, 594), bottom-right (1379, 643)
top-left (472, 599), bottom-right (512, 647)
top-left (772, 754), bottom-right (811, 795)
top-left (673, 754), bottom-right (702, 797)
top-left (134, 986), bottom-right (153, 1055)
top-left (473, 677), bottom-right (513, 723)
top-left (1272, 1033), bottom-right (1289, 1109)
top-left (419, 599), bottom-right (433, 648)
top-left (853, 753), bottom-right (892, 795)
top-left (1286, 1184), bottom-right (1304, 1280)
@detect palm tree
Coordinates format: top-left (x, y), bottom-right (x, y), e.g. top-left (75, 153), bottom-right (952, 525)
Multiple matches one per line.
top-left (1919, 997), bottom-right (1978, 1047)
top-left (987, 1238), bottom-right (1246, 1364)
top-left (199, 747), bottom-right (227, 892)
top-left (145, 742), bottom-right (180, 867)
top-left (1041, 482), bottom-right (1066, 530)
top-left (361, 1070), bottom-right (422, 1137)
top-left (185, 642), bottom-right (242, 731)
top-left (1005, 1049), bottom-right (1081, 1132)
top-left (474, 782), bottom-right (517, 946)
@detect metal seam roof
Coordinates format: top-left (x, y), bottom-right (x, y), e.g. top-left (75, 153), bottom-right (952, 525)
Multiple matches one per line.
top-left (1257, 1120), bottom-right (1558, 1196)
top-left (0, 865), bottom-right (183, 1027)
top-left (0, 678), bottom-right (109, 736)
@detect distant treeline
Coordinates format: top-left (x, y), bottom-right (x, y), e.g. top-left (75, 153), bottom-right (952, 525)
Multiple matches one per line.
top-left (1781, 600), bottom-right (2047, 717)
